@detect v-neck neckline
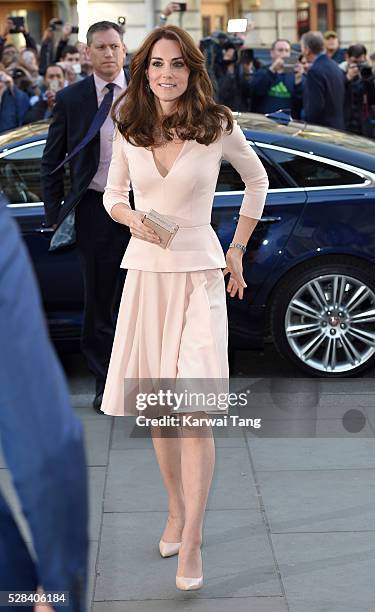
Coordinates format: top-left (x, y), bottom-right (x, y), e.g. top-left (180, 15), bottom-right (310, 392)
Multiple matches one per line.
top-left (150, 140), bottom-right (188, 180)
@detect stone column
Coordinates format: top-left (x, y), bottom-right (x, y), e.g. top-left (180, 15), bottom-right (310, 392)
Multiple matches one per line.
top-left (85, 0), bottom-right (202, 50)
top-left (240, 0), bottom-right (297, 46)
top-left (335, 0), bottom-right (375, 52)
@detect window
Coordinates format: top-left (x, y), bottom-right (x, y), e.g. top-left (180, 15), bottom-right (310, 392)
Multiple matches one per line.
top-left (0, 142), bottom-right (71, 204)
top-left (216, 149), bottom-right (290, 192)
top-left (263, 147), bottom-right (366, 188)
top-left (0, 143), bottom-right (45, 204)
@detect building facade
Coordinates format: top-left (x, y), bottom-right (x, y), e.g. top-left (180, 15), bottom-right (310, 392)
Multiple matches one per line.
top-left (1, 0), bottom-right (374, 52)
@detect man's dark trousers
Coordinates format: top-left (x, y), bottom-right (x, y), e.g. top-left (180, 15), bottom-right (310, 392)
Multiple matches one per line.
top-left (41, 73), bottom-right (130, 397)
top-left (75, 189), bottom-right (127, 395)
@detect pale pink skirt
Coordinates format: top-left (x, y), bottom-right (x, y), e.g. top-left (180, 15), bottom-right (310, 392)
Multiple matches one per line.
top-left (101, 268), bottom-right (229, 417)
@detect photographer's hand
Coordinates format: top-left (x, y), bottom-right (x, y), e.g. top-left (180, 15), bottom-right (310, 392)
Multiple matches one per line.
top-left (46, 89), bottom-right (57, 111)
top-left (62, 23), bottom-right (72, 41)
top-left (163, 2), bottom-right (182, 16)
top-left (42, 27), bottom-right (54, 43)
top-left (0, 70), bottom-right (13, 97)
top-left (270, 57), bottom-right (284, 74)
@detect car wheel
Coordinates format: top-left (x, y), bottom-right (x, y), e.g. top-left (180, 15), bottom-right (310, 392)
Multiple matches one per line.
top-left (270, 257), bottom-right (375, 377)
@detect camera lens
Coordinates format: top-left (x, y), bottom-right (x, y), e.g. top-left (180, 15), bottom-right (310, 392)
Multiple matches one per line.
top-left (360, 64), bottom-right (373, 79)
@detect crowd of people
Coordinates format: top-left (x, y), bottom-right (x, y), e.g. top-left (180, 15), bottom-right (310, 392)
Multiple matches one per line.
top-left (0, 9), bottom-right (375, 138)
top-left (205, 29), bottom-right (375, 137)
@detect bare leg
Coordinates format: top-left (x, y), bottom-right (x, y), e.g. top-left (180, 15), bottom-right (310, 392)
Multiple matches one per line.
top-left (150, 422), bottom-right (185, 542)
top-left (177, 412), bottom-right (215, 578)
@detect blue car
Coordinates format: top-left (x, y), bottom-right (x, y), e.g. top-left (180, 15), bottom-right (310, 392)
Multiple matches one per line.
top-left (1, 115), bottom-right (375, 377)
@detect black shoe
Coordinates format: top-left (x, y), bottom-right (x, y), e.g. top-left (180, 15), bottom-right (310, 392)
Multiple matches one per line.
top-left (92, 392), bottom-right (104, 413)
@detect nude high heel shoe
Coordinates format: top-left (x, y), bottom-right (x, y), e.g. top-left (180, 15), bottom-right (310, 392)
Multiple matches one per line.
top-left (159, 539), bottom-right (181, 558)
top-left (175, 574), bottom-right (203, 591)
top-left (176, 547), bottom-right (203, 590)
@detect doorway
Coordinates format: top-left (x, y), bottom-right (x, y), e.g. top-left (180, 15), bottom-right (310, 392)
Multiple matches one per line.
top-left (297, 0), bottom-right (335, 37)
top-left (0, 1), bottom-right (54, 45)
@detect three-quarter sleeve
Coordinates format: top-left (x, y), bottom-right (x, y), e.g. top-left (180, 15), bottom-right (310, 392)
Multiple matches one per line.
top-left (103, 128), bottom-right (131, 220)
top-left (222, 120), bottom-right (269, 219)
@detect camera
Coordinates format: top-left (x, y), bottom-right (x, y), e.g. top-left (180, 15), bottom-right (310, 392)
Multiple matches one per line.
top-left (71, 26), bottom-right (79, 34)
top-left (239, 48), bottom-right (254, 64)
top-left (49, 19), bottom-right (64, 31)
top-left (359, 63), bottom-right (374, 80)
top-left (177, 3), bottom-right (187, 11)
top-left (8, 16), bottom-right (24, 34)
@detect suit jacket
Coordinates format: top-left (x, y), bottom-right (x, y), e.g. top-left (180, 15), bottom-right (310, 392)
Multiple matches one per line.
top-left (303, 53), bottom-right (345, 130)
top-left (0, 197), bottom-right (88, 611)
top-left (41, 68), bottom-right (130, 227)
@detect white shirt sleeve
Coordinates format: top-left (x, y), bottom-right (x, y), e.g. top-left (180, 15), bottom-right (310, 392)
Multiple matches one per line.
top-left (221, 120), bottom-right (269, 219)
top-left (103, 129), bottom-right (131, 220)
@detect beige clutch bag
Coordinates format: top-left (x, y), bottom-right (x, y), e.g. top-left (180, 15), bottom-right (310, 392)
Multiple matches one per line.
top-left (141, 209), bottom-right (179, 249)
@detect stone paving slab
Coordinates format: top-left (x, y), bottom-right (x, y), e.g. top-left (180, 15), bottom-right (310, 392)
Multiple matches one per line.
top-left (271, 532), bottom-right (375, 612)
top-left (246, 439), bottom-right (375, 471)
top-left (103, 447), bottom-right (259, 512)
top-left (255, 469), bottom-right (375, 533)
top-left (94, 509), bottom-right (282, 601)
top-left (82, 418), bottom-right (112, 466)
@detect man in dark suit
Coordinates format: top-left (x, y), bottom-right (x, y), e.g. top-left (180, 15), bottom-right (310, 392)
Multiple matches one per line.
top-left (301, 30), bottom-right (345, 130)
top-left (41, 21), bottom-right (131, 411)
top-left (0, 196), bottom-right (88, 612)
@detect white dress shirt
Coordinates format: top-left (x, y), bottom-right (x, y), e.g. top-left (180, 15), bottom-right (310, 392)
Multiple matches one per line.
top-left (88, 69), bottom-right (127, 192)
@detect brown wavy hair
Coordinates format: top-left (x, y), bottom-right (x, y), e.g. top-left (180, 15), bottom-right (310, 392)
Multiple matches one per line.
top-left (112, 25), bottom-right (233, 147)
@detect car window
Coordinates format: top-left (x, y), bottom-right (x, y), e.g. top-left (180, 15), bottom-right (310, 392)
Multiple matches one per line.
top-left (217, 148), bottom-right (289, 192)
top-left (0, 144), bottom-right (45, 204)
top-left (263, 147), bottom-right (366, 187)
top-left (0, 142), bottom-right (70, 204)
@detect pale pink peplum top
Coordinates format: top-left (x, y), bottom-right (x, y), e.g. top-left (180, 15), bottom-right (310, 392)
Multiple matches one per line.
top-left (103, 120), bottom-right (269, 272)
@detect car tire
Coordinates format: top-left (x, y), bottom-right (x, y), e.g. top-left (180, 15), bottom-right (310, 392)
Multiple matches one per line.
top-left (270, 257), bottom-right (375, 377)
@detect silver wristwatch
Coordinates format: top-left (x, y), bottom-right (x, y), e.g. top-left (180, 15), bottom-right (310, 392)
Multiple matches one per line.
top-left (228, 242), bottom-right (246, 253)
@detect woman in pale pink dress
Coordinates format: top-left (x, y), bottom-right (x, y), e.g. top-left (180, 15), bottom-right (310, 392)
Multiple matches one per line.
top-left (101, 25), bottom-right (268, 590)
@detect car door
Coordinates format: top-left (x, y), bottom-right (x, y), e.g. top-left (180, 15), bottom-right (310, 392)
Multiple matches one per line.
top-left (212, 138), bottom-right (308, 337)
top-left (212, 141), bottom-right (307, 346)
top-left (261, 144), bottom-right (375, 262)
top-left (0, 140), bottom-right (83, 333)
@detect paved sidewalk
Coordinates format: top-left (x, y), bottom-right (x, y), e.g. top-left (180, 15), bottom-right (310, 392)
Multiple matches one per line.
top-left (2, 352), bottom-right (375, 611)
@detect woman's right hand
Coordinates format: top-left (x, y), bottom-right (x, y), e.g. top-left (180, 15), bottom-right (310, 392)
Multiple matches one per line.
top-left (128, 210), bottom-right (161, 245)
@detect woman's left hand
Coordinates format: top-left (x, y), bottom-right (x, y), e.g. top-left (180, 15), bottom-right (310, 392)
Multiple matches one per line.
top-left (223, 248), bottom-right (247, 300)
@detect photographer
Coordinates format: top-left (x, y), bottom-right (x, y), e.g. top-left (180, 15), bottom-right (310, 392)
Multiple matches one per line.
top-left (343, 44), bottom-right (375, 136)
top-left (39, 19), bottom-right (73, 76)
top-left (0, 17), bottom-right (37, 65)
top-left (23, 63), bottom-right (65, 123)
top-left (250, 39), bottom-right (303, 115)
top-left (59, 45), bottom-right (84, 84)
top-left (216, 36), bottom-right (253, 110)
top-left (0, 70), bottom-right (30, 133)
top-left (199, 34), bottom-right (224, 100)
